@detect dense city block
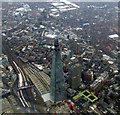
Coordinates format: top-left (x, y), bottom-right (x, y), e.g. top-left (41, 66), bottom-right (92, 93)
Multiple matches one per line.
top-left (1, 1), bottom-right (120, 114)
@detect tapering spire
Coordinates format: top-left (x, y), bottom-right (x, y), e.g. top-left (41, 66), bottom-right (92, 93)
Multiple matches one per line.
top-left (50, 39), bottom-right (65, 103)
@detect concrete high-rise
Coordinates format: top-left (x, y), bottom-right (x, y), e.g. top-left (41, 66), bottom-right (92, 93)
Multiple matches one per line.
top-left (68, 63), bottom-right (81, 89)
top-left (50, 39), bottom-right (65, 103)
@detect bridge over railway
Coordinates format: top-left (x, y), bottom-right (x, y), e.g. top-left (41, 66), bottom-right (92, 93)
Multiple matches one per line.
top-left (2, 40), bottom-right (41, 113)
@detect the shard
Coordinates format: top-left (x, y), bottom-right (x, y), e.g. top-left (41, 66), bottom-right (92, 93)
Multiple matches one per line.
top-left (50, 39), bottom-right (65, 103)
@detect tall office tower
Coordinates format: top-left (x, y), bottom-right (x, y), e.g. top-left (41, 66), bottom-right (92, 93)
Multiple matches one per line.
top-left (71, 40), bottom-right (81, 54)
top-left (118, 51), bottom-right (120, 72)
top-left (68, 63), bottom-right (81, 89)
top-left (118, 40), bottom-right (120, 72)
top-left (50, 39), bottom-right (65, 103)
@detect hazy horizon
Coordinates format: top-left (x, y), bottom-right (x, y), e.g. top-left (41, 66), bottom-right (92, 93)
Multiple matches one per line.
top-left (1, 0), bottom-right (120, 2)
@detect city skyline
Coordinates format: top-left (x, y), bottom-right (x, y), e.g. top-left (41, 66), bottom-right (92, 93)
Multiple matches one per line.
top-left (0, 1), bottom-right (120, 114)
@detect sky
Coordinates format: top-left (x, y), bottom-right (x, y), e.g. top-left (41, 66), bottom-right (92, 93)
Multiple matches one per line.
top-left (1, 0), bottom-right (120, 2)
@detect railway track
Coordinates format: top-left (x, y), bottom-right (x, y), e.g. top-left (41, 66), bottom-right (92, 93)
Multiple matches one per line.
top-left (23, 63), bottom-right (50, 95)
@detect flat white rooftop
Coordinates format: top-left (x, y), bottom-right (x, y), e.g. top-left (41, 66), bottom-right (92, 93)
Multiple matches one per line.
top-left (60, 0), bottom-right (80, 8)
top-left (41, 93), bottom-right (51, 102)
top-left (109, 34), bottom-right (119, 38)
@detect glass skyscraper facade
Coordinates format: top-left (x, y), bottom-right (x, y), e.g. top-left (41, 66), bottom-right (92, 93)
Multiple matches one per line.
top-left (50, 39), bottom-right (65, 103)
